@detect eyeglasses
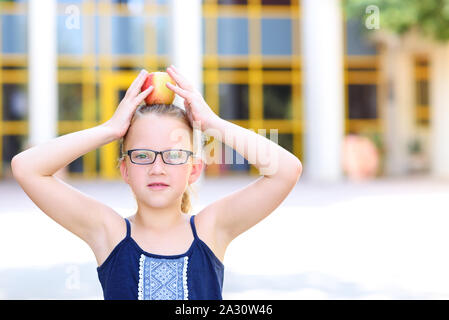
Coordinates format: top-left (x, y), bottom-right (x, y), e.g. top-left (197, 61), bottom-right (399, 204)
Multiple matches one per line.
top-left (125, 148), bottom-right (194, 165)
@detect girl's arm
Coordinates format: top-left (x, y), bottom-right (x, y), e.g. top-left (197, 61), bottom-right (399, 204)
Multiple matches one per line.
top-left (203, 116), bottom-right (302, 180)
top-left (201, 116), bottom-right (302, 244)
top-left (165, 65), bottom-right (302, 246)
top-left (12, 124), bottom-right (118, 177)
top-left (11, 69), bottom-right (153, 265)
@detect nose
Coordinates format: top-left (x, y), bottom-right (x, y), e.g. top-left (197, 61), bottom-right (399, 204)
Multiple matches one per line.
top-left (147, 152), bottom-right (166, 174)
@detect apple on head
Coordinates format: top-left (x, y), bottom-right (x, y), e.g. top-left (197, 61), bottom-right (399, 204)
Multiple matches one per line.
top-left (141, 71), bottom-right (177, 105)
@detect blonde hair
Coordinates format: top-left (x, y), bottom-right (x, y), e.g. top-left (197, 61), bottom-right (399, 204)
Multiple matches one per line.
top-left (117, 103), bottom-right (205, 214)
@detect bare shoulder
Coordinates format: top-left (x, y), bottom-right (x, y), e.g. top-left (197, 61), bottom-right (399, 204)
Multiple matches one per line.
top-left (193, 207), bottom-right (229, 264)
top-left (90, 208), bottom-right (128, 268)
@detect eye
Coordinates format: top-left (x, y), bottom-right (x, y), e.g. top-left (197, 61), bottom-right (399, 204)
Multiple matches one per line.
top-left (167, 151), bottom-right (182, 159)
top-left (136, 153), bottom-right (149, 159)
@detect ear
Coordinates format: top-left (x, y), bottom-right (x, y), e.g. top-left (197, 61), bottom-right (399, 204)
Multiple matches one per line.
top-left (119, 160), bottom-right (130, 184)
top-left (188, 158), bottom-right (204, 185)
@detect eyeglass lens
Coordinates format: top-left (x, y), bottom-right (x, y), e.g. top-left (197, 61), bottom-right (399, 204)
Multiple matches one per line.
top-left (130, 150), bottom-right (189, 164)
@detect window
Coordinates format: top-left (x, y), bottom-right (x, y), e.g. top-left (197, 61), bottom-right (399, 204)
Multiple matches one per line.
top-left (2, 15), bottom-right (27, 54)
top-left (346, 19), bottom-right (377, 55)
top-left (94, 15), bottom-right (101, 54)
top-left (262, 0), bottom-right (291, 5)
top-left (58, 15), bottom-right (83, 54)
top-left (2, 84), bottom-right (28, 121)
top-left (58, 84), bottom-right (83, 121)
top-left (156, 16), bottom-right (168, 55)
top-left (416, 80), bottom-right (429, 106)
top-left (348, 84), bottom-right (377, 119)
top-left (95, 83), bottom-right (101, 122)
top-left (111, 16), bottom-right (145, 54)
top-left (261, 18), bottom-right (292, 55)
top-left (217, 17), bottom-right (249, 55)
top-left (69, 156), bottom-right (84, 173)
top-left (217, 0), bottom-right (248, 4)
top-left (416, 80), bottom-right (429, 125)
top-left (276, 133), bottom-right (293, 153)
top-left (3, 135), bottom-right (27, 167)
top-left (219, 84), bottom-right (249, 120)
top-left (263, 84), bottom-right (292, 119)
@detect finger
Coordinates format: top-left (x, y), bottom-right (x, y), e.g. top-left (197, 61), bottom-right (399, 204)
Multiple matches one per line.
top-left (126, 69), bottom-right (148, 97)
top-left (134, 85), bottom-right (153, 105)
top-left (166, 66), bottom-right (194, 91)
top-left (167, 66), bottom-right (192, 89)
top-left (166, 82), bottom-right (191, 99)
top-left (130, 69), bottom-right (149, 96)
top-left (125, 72), bottom-right (146, 98)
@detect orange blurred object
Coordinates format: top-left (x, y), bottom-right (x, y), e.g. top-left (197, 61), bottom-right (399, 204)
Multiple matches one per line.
top-left (342, 134), bottom-right (379, 181)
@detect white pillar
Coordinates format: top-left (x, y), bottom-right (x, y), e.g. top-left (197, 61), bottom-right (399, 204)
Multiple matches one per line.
top-left (429, 43), bottom-right (449, 178)
top-left (28, 0), bottom-right (58, 147)
top-left (381, 44), bottom-right (415, 176)
top-left (169, 0), bottom-right (202, 98)
top-left (301, 0), bottom-right (344, 182)
top-left (168, 0), bottom-right (205, 187)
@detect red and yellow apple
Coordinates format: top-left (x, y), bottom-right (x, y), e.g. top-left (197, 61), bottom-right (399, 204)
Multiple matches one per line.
top-left (141, 71), bottom-right (176, 105)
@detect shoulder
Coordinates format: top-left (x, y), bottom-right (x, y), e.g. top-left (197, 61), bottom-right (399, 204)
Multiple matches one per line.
top-left (90, 209), bottom-right (128, 267)
top-left (192, 207), bottom-right (229, 263)
top-left (192, 208), bottom-right (215, 237)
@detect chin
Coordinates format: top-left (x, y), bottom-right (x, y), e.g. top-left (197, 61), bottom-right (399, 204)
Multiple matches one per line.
top-left (139, 195), bottom-right (174, 208)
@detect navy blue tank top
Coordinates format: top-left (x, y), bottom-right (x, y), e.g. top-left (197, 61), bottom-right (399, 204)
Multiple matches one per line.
top-left (97, 215), bottom-right (225, 300)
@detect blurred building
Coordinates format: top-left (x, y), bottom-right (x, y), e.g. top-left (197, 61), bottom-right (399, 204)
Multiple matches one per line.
top-left (0, 0), bottom-right (430, 180)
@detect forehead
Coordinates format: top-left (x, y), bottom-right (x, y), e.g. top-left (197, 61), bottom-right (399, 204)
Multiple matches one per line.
top-left (126, 114), bottom-right (192, 149)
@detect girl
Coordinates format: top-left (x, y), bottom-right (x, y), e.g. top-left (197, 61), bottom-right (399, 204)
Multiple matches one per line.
top-left (11, 65), bottom-right (303, 300)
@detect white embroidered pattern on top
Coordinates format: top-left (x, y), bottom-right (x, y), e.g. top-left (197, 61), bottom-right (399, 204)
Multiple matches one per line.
top-left (138, 254), bottom-right (189, 300)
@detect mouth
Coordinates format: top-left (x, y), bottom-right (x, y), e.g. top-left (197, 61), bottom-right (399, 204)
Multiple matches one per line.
top-left (147, 183), bottom-right (169, 190)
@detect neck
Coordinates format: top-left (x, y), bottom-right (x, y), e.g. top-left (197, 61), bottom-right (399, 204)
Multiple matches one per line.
top-left (132, 204), bottom-right (186, 232)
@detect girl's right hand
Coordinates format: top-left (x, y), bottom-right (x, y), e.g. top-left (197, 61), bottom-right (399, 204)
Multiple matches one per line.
top-left (103, 69), bottom-right (154, 139)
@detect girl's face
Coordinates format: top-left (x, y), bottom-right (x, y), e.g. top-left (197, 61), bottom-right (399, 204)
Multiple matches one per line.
top-left (120, 114), bottom-right (203, 211)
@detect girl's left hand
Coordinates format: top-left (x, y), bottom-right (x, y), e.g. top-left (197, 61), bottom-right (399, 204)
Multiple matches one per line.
top-left (165, 65), bottom-right (219, 131)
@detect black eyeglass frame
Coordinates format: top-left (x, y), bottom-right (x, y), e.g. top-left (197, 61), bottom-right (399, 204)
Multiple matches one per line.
top-left (125, 148), bottom-right (194, 165)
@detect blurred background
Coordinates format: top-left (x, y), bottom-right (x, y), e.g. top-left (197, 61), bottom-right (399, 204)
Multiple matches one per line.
top-left (1, 0), bottom-right (449, 299)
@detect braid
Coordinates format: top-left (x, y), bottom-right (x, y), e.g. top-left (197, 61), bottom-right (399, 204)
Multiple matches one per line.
top-left (181, 184), bottom-right (199, 214)
top-left (181, 189), bottom-right (191, 214)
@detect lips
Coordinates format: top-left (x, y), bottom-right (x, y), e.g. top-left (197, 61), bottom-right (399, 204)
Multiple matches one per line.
top-left (147, 182), bottom-right (169, 187)
top-left (147, 182), bottom-right (169, 190)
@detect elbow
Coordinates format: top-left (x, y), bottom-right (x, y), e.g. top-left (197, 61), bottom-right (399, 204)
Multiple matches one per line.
top-left (11, 155), bottom-right (26, 180)
top-left (263, 155), bottom-right (303, 182)
top-left (293, 158), bottom-right (303, 182)
top-left (297, 159), bottom-right (303, 175)
top-left (276, 158), bottom-right (303, 184)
